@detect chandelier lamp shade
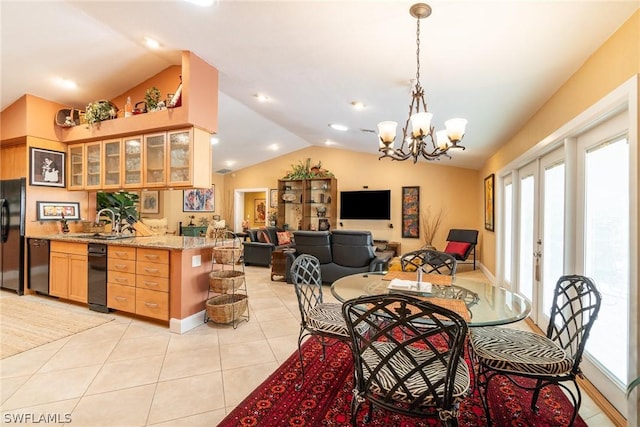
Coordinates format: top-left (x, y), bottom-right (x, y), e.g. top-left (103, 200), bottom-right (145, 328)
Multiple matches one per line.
top-left (378, 3), bottom-right (467, 163)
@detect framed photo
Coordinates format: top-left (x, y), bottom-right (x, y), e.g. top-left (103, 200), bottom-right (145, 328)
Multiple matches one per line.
top-left (254, 198), bottom-right (266, 224)
top-left (36, 201), bottom-right (80, 221)
top-left (140, 190), bottom-right (160, 214)
top-left (401, 186), bottom-right (420, 238)
top-left (270, 189), bottom-right (278, 208)
top-left (484, 173), bottom-right (495, 231)
top-left (30, 147), bottom-right (65, 187)
top-left (183, 187), bottom-right (215, 212)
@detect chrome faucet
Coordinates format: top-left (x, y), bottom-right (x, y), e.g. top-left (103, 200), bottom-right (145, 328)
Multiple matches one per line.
top-left (97, 208), bottom-right (120, 234)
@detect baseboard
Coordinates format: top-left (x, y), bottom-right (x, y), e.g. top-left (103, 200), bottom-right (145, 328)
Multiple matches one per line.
top-left (170, 310), bottom-right (205, 334)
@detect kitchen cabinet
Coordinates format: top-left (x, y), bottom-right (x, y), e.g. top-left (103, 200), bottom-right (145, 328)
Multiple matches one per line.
top-left (68, 144), bottom-right (84, 190)
top-left (123, 135), bottom-right (143, 188)
top-left (85, 141), bottom-right (102, 190)
top-left (49, 241), bottom-right (88, 303)
top-left (103, 138), bottom-right (122, 189)
top-left (277, 177), bottom-right (337, 231)
top-left (107, 246), bottom-right (169, 321)
top-left (143, 133), bottom-right (166, 187)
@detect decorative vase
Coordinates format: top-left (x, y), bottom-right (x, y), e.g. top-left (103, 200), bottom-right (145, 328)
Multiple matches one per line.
top-left (61, 222), bottom-right (69, 233)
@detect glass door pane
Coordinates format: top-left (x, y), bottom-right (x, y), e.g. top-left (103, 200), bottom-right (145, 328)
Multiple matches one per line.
top-left (103, 139), bottom-right (121, 188)
top-left (85, 142), bottom-right (102, 189)
top-left (518, 168), bottom-right (535, 301)
top-left (144, 133), bottom-right (166, 187)
top-left (502, 176), bottom-right (513, 286)
top-left (123, 136), bottom-right (142, 188)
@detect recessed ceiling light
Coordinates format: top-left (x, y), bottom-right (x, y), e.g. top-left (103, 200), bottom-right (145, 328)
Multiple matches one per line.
top-left (210, 136), bottom-right (220, 145)
top-left (225, 160), bottom-right (236, 167)
top-left (255, 93), bottom-right (269, 103)
top-left (324, 139), bottom-right (336, 146)
top-left (268, 143), bottom-right (279, 151)
top-left (54, 77), bottom-right (77, 90)
top-left (351, 101), bottom-right (365, 110)
top-left (144, 37), bottom-right (160, 49)
top-left (329, 123), bottom-right (348, 132)
top-left (183, 0), bottom-right (217, 6)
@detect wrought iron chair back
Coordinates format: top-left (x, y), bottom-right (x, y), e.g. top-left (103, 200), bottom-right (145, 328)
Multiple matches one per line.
top-left (342, 293), bottom-right (470, 426)
top-left (400, 249), bottom-right (457, 276)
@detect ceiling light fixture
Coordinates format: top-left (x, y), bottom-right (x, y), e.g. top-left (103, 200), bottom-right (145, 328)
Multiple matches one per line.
top-left (255, 94), bottom-right (269, 102)
top-left (210, 136), bottom-right (219, 145)
top-left (351, 101), bottom-right (365, 110)
top-left (377, 3), bottom-right (467, 163)
top-left (183, 0), bottom-right (216, 6)
top-left (55, 77), bottom-right (77, 90)
top-left (329, 123), bottom-right (348, 132)
top-left (144, 37), bottom-right (160, 49)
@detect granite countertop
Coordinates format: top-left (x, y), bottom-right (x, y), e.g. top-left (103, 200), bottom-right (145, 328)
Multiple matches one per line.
top-left (27, 233), bottom-right (231, 250)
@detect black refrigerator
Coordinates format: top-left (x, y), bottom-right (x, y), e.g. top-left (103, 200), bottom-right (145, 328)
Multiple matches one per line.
top-left (0, 178), bottom-right (26, 294)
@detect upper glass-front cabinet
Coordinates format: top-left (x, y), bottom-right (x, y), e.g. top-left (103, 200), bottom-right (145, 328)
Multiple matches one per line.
top-left (123, 136), bottom-right (143, 189)
top-left (168, 129), bottom-right (193, 186)
top-left (68, 144), bottom-right (84, 190)
top-left (103, 139), bottom-right (122, 189)
top-left (85, 142), bottom-right (102, 190)
top-left (144, 133), bottom-right (166, 187)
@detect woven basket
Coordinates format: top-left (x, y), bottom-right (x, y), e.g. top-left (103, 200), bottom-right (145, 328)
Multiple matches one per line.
top-left (209, 270), bottom-right (245, 293)
top-left (206, 294), bottom-right (248, 324)
top-left (213, 246), bottom-right (242, 264)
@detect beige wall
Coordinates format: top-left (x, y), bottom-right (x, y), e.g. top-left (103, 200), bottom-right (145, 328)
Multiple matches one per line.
top-left (479, 10), bottom-right (640, 273)
top-left (223, 145), bottom-right (480, 255)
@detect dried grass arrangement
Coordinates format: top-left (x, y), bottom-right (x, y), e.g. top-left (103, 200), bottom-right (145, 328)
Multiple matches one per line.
top-left (421, 206), bottom-right (446, 249)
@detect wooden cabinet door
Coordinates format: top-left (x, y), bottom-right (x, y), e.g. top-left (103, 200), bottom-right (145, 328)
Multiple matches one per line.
top-left (167, 129), bottom-right (193, 186)
top-left (85, 141), bottom-right (102, 189)
top-left (103, 138), bottom-right (122, 189)
top-left (143, 133), bottom-right (166, 187)
top-left (68, 144), bottom-right (85, 190)
top-left (68, 254), bottom-right (88, 303)
top-left (49, 252), bottom-right (69, 298)
top-left (123, 136), bottom-right (143, 188)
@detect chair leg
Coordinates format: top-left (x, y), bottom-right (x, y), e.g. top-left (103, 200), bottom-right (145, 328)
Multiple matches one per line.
top-left (295, 331), bottom-right (306, 391)
top-left (530, 378), bottom-right (544, 413)
top-left (350, 390), bottom-right (363, 426)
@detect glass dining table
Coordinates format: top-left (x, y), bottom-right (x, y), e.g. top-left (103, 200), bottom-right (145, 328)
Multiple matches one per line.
top-left (330, 272), bottom-right (531, 327)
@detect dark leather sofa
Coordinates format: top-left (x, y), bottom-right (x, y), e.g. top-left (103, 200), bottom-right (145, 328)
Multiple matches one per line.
top-left (243, 226), bottom-right (293, 267)
top-left (292, 230), bottom-right (392, 284)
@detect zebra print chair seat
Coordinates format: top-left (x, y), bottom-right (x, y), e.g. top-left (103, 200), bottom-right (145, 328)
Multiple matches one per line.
top-left (291, 254), bottom-right (351, 390)
top-left (470, 275), bottom-right (601, 426)
top-left (342, 294), bottom-right (469, 426)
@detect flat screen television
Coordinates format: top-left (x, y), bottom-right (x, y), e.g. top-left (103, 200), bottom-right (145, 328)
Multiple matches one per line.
top-left (340, 190), bottom-right (391, 220)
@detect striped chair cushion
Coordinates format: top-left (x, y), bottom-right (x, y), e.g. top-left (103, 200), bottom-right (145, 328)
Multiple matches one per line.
top-left (362, 342), bottom-right (470, 405)
top-left (470, 327), bottom-right (573, 376)
top-left (307, 303), bottom-right (350, 337)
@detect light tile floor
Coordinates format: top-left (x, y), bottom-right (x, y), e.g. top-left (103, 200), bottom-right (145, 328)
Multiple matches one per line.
top-left (0, 265), bottom-right (616, 426)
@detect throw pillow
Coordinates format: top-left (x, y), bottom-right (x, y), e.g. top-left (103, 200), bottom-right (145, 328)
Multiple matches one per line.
top-left (444, 241), bottom-right (471, 258)
top-left (276, 231), bottom-right (291, 245)
top-left (257, 229), bottom-right (271, 244)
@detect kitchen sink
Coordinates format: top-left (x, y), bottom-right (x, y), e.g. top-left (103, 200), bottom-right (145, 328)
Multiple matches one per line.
top-left (76, 233), bottom-right (133, 240)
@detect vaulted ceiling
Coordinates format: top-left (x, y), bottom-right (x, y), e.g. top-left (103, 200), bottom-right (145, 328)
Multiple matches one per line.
top-left (2, 1), bottom-right (638, 173)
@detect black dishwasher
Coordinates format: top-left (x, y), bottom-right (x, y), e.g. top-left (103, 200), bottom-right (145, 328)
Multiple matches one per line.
top-left (28, 238), bottom-right (50, 295)
top-left (88, 243), bottom-right (109, 313)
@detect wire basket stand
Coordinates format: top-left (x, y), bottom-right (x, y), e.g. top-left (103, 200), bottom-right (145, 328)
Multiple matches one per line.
top-left (204, 230), bottom-right (249, 328)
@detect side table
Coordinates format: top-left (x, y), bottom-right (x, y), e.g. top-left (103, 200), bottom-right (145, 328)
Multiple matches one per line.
top-left (271, 248), bottom-right (295, 281)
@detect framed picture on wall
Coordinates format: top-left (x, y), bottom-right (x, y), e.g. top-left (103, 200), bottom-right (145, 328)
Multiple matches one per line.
top-left (36, 201), bottom-right (80, 221)
top-left (183, 187), bottom-right (215, 212)
top-left (30, 147), bottom-right (66, 187)
top-left (401, 186), bottom-right (420, 238)
top-left (484, 173), bottom-right (495, 231)
top-left (269, 189), bottom-right (278, 208)
top-left (140, 190), bottom-right (160, 214)
top-left (254, 198), bottom-right (266, 223)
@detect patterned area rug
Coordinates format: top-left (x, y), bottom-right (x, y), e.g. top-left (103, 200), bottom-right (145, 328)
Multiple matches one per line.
top-left (0, 297), bottom-right (113, 359)
top-left (219, 338), bottom-right (587, 426)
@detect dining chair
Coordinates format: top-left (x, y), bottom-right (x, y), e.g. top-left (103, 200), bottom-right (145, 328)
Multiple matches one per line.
top-left (290, 254), bottom-right (351, 390)
top-left (341, 293), bottom-right (470, 426)
top-left (400, 249), bottom-right (457, 276)
top-left (470, 274), bottom-right (602, 426)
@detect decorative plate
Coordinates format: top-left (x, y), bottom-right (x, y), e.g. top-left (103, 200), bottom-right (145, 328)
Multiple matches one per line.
top-left (282, 193), bottom-right (297, 202)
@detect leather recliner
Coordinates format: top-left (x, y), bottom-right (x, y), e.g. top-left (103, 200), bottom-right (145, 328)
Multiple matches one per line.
top-left (292, 230), bottom-right (391, 284)
top-left (243, 226), bottom-right (292, 267)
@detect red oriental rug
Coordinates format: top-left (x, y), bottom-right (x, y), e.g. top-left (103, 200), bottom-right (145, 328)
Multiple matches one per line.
top-left (219, 339), bottom-right (587, 426)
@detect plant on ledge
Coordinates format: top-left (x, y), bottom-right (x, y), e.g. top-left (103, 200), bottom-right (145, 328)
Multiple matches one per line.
top-left (421, 205), bottom-right (445, 250)
top-left (85, 100), bottom-right (118, 127)
top-left (282, 158), bottom-right (334, 180)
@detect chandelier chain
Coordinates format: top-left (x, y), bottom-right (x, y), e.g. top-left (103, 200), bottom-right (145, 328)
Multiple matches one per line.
top-left (415, 17), bottom-right (421, 85)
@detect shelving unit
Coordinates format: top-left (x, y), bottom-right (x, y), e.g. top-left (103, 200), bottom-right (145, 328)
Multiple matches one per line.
top-left (277, 177), bottom-right (337, 231)
top-left (204, 231), bottom-right (249, 328)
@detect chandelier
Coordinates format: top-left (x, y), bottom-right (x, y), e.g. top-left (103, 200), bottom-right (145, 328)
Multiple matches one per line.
top-left (378, 3), bottom-right (467, 163)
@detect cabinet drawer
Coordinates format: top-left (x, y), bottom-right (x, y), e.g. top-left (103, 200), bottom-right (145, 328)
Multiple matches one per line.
top-left (51, 241), bottom-right (86, 255)
top-left (109, 259), bottom-right (136, 274)
top-left (136, 288), bottom-right (168, 320)
top-left (136, 261), bottom-right (169, 278)
top-left (137, 248), bottom-right (169, 264)
top-left (108, 246), bottom-right (136, 261)
top-left (136, 274), bottom-right (169, 292)
top-left (107, 283), bottom-right (136, 313)
top-left (108, 270), bottom-right (136, 287)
